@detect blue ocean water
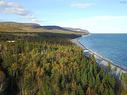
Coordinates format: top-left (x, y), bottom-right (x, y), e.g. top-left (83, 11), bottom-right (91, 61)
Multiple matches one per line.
top-left (79, 34), bottom-right (127, 70)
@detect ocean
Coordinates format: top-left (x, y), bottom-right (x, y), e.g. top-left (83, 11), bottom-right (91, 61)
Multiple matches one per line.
top-left (79, 34), bottom-right (127, 70)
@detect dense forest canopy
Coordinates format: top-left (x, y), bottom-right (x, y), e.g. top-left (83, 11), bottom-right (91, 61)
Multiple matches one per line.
top-left (0, 39), bottom-right (119, 95)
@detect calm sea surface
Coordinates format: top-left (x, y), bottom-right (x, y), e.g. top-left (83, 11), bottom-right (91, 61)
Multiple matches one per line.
top-left (79, 34), bottom-right (127, 70)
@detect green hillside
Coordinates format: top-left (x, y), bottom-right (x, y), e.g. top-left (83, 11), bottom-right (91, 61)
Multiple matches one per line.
top-left (0, 22), bottom-right (88, 35)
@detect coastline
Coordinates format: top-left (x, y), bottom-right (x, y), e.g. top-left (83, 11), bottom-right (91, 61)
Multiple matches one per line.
top-left (71, 35), bottom-right (127, 78)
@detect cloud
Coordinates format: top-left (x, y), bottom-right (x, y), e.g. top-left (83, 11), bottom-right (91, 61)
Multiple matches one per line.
top-left (71, 3), bottom-right (94, 9)
top-left (25, 15), bottom-right (45, 23)
top-left (0, 0), bottom-right (42, 23)
top-left (58, 16), bottom-right (127, 33)
top-left (0, 0), bottom-right (27, 16)
top-left (0, 0), bottom-right (21, 7)
top-left (1, 7), bottom-right (28, 16)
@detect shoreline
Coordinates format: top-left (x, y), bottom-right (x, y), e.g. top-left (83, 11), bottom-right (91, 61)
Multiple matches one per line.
top-left (71, 36), bottom-right (127, 78)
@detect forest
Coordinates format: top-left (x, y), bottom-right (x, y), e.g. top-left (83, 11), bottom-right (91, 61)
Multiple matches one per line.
top-left (0, 23), bottom-right (126, 95)
top-left (0, 37), bottom-right (121, 95)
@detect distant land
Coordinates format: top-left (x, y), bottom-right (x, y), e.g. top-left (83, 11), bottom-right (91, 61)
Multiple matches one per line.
top-left (0, 22), bottom-right (89, 35)
top-left (0, 22), bottom-right (89, 41)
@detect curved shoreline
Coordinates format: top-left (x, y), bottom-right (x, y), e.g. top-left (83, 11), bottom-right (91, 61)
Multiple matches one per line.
top-left (71, 36), bottom-right (127, 77)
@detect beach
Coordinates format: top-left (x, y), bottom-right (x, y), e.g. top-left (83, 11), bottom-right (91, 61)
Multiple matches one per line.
top-left (71, 36), bottom-right (127, 79)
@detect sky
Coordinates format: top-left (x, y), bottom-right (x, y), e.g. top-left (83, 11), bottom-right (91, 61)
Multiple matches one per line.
top-left (0, 0), bottom-right (127, 33)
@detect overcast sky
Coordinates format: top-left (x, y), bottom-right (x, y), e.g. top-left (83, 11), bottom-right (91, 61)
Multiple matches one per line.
top-left (0, 0), bottom-right (127, 33)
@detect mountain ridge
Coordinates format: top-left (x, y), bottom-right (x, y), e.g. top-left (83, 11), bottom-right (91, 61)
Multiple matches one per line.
top-left (0, 22), bottom-right (89, 34)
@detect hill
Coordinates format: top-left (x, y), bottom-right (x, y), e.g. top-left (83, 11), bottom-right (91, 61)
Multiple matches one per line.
top-left (0, 22), bottom-right (89, 35)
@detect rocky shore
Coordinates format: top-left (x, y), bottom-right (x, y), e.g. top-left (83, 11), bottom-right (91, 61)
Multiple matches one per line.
top-left (71, 37), bottom-right (127, 80)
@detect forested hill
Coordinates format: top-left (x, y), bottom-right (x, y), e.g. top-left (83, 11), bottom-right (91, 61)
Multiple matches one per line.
top-left (0, 22), bottom-right (89, 35)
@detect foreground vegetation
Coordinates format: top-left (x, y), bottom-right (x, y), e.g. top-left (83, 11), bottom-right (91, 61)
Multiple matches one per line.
top-left (0, 38), bottom-right (119, 95)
